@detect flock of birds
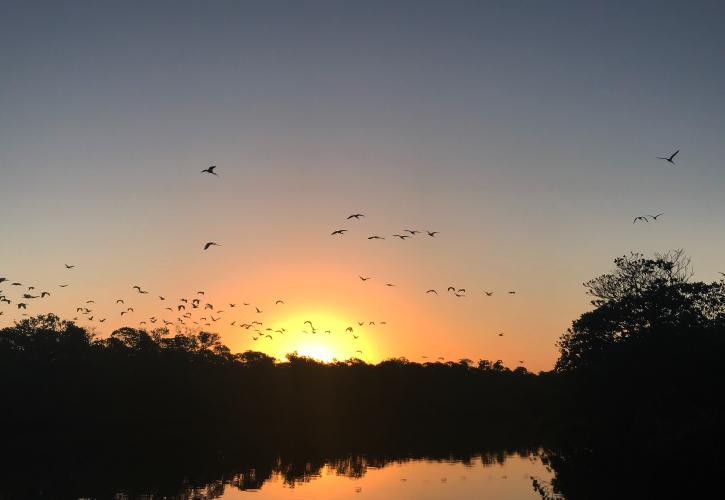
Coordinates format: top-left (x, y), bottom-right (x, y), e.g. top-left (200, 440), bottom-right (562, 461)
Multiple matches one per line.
top-left (0, 270), bottom-right (386, 358)
top-left (0, 149), bottom-right (699, 361)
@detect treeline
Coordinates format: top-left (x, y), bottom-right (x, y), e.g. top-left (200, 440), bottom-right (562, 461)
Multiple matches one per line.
top-left (0, 315), bottom-right (561, 442)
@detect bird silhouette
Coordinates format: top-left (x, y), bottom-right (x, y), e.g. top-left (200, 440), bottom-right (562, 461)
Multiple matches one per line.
top-left (203, 242), bottom-right (220, 250)
top-left (484, 291), bottom-right (494, 296)
top-left (256, 307), bottom-right (263, 313)
top-left (508, 291), bottom-right (516, 295)
top-left (347, 214), bottom-right (364, 219)
top-left (427, 231), bottom-right (439, 237)
top-left (359, 276), bottom-right (371, 281)
top-left (368, 235), bottom-right (385, 240)
top-left (201, 165), bottom-right (218, 176)
top-left (386, 283), bottom-right (395, 287)
top-left (633, 216), bottom-right (649, 224)
top-left (405, 229), bottom-right (420, 235)
top-left (346, 327), bottom-right (353, 332)
top-left (41, 292), bottom-right (50, 298)
top-left (331, 229), bottom-right (347, 235)
top-left (656, 149), bottom-right (679, 164)
top-left (393, 234), bottom-right (410, 240)
top-left (646, 213), bottom-right (664, 220)
top-left (65, 264), bottom-right (75, 269)
top-left (17, 303), bottom-right (27, 309)
top-left (426, 289), bottom-right (438, 295)
top-left (275, 300), bottom-right (284, 305)
top-left (58, 284), bottom-right (69, 288)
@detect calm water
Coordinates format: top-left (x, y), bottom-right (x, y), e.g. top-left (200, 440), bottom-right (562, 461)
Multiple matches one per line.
top-left (117, 451), bottom-right (556, 500)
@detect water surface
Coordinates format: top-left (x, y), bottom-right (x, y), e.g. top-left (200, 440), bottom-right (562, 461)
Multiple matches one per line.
top-left (134, 451), bottom-right (555, 500)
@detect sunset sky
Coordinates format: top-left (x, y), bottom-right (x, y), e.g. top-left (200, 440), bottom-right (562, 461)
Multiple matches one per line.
top-left (2, 1), bottom-right (725, 371)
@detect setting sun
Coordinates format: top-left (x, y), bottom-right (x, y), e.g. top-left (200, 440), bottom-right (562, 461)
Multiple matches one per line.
top-left (297, 342), bottom-right (335, 363)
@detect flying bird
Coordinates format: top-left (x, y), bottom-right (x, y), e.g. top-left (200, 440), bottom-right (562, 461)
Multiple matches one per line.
top-left (633, 216), bottom-right (649, 224)
top-left (41, 292), bottom-right (50, 298)
top-left (331, 229), bottom-right (348, 236)
top-left (426, 231), bottom-right (439, 237)
top-left (347, 214), bottom-right (364, 219)
top-left (646, 213), bottom-right (664, 220)
top-left (203, 242), bottom-right (220, 250)
top-left (58, 284), bottom-right (69, 288)
top-left (484, 291), bottom-right (494, 296)
top-left (65, 264), bottom-right (75, 269)
top-left (201, 165), bottom-right (218, 176)
top-left (426, 289), bottom-right (438, 295)
top-left (405, 229), bottom-right (420, 235)
top-left (656, 149), bottom-right (679, 164)
top-left (368, 235), bottom-right (385, 240)
top-left (393, 234), bottom-right (410, 240)
top-left (508, 291), bottom-right (516, 295)
top-left (359, 276), bottom-right (371, 281)
top-left (275, 300), bottom-right (284, 305)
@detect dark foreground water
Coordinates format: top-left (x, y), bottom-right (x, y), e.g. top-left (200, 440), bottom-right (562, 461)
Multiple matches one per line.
top-left (0, 426), bottom-right (714, 499)
top-left (0, 432), bottom-right (562, 500)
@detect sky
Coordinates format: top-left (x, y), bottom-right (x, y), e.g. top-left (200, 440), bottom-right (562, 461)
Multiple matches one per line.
top-left (1, 0), bottom-right (725, 371)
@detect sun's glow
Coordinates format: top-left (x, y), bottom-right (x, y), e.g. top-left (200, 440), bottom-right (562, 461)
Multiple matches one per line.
top-left (297, 342), bottom-right (335, 363)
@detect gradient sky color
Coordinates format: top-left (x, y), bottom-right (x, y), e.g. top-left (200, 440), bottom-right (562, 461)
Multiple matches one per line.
top-left (2, 1), bottom-right (725, 371)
